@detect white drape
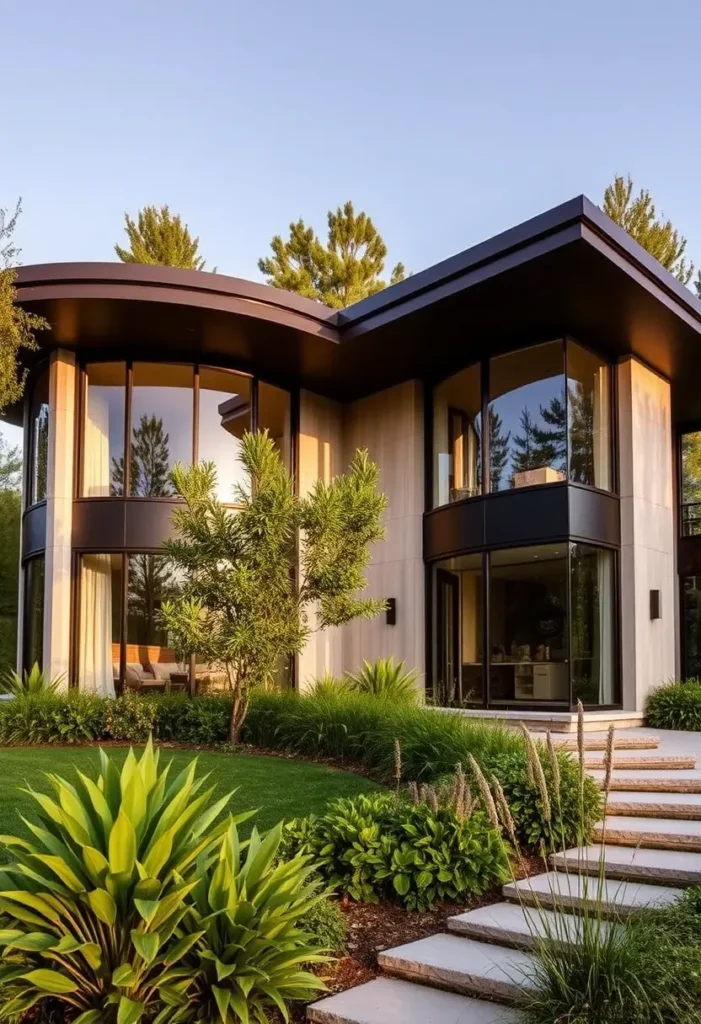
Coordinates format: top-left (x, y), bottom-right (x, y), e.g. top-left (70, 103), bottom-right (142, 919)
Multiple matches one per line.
top-left (79, 394), bottom-right (115, 696)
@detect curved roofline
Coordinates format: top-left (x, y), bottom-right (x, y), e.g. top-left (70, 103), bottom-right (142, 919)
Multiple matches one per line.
top-left (15, 261), bottom-right (340, 341)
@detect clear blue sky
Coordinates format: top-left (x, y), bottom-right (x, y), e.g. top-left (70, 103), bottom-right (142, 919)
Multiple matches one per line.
top-left (3, 0), bottom-right (700, 446)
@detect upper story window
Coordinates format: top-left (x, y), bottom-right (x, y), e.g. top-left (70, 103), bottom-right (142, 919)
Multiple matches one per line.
top-left (432, 340), bottom-right (613, 508)
top-left (80, 362), bottom-right (288, 502)
top-left (29, 367), bottom-right (50, 505)
top-left (681, 429), bottom-right (701, 536)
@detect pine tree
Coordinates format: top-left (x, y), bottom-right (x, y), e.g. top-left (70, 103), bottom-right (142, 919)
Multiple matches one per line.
top-left (112, 415), bottom-right (173, 498)
top-left (0, 436), bottom-right (22, 491)
top-left (488, 409), bottom-right (511, 491)
top-left (534, 394), bottom-right (567, 473)
top-left (0, 200), bottom-right (48, 411)
top-left (568, 381), bottom-right (595, 484)
top-left (115, 205), bottom-right (208, 270)
top-left (511, 407), bottom-right (539, 473)
top-left (258, 201), bottom-right (406, 309)
top-left (603, 175), bottom-right (693, 284)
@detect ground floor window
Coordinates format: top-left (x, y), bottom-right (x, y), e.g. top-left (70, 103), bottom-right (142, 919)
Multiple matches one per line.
top-left (23, 556), bottom-right (45, 671)
top-left (431, 542), bottom-right (618, 708)
top-left (682, 576), bottom-right (701, 680)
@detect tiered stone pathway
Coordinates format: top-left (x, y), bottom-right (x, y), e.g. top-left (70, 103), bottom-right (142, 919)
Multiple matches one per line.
top-left (308, 730), bottom-right (701, 1024)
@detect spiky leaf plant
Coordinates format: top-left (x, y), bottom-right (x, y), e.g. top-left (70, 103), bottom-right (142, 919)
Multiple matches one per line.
top-left (0, 738), bottom-right (248, 1022)
top-left (343, 658), bottom-right (420, 703)
top-left (0, 662), bottom-right (64, 696)
top-left (181, 820), bottom-right (330, 1022)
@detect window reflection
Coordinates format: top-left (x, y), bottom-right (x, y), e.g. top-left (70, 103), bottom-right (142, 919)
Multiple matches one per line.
top-left (128, 364), bottom-right (194, 497)
top-left (433, 365), bottom-right (481, 506)
top-left (571, 544), bottom-right (615, 705)
top-left (83, 363), bottom-right (126, 497)
top-left (199, 368), bottom-right (251, 503)
top-left (433, 554), bottom-right (483, 706)
top-left (23, 556), bottom-right (44, 671)
top-left (683, 576), bottom-right (701, 680)
top-left (30, 368), bottom-right (50, 505)
top-left (259, 381), bottom-right (292, 469)
top-left (567, 343), bottom-right (611, 490)
top-left (489, 342), bottom-right (566, 492)
top-left (681, 431), bottom-right (701, 536)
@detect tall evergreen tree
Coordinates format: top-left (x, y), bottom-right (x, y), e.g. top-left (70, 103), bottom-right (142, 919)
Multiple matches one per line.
top-left (115, 205), bottom-right (208, 270)
top-left (568, 381), bottom-right (595, 484)
top-left (488, 409), bottom-right (511, 491)
top-left (0, 200), bottom-right (48, 411)
top-left (603, 175), bottom-right (693, 285)
top-left (112, 415), bottom-right (173, 498)
top-left (258, 201), bottom-right (406, 309)
top-left (511, 407), bottom-right (539, 473)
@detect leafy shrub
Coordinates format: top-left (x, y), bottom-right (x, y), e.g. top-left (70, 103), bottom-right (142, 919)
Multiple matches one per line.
top-left (645, 679), bottom-right (701, 731)
top-left (181, 821), bottom-right (329, 1021)
top-left (0, 738), bottom-right (247, 1021)
top-left (0, 662), bottom-right (64, 696)
top-left (243, 690), bottom-right (600, 849)
top-left (283, 789), bottom-right (509, 911)
top-left (299, 895), bottom-right (347, 953)
top-left (152, 692), bottom-right (232, 745)
top-left (0, 692), bottom-right (106, 745)
top-left (104, 689), bottom-right (159, 740)
top-left (343, 657), bottom-right (420, 703)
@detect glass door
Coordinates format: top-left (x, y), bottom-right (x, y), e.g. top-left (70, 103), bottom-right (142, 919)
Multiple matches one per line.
top-left (435, 569), bottom-right (460, 705)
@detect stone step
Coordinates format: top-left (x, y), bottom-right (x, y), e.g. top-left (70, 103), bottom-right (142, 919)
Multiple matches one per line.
top-left (596, 815), bottom-right (701, 852)
top-left (551, 844), bottom-right (701, 886)
top-left (589, 769), bottom-right (701, 792)
top-left (605, 790), bottom-right (701, 819)
top-left (448, 900), bottom-right (613, 949)
top-left (584, 755), bottom-right (697, 770)
top-left (554, 736), bottom-right (659, 752)
top-left (307, 977), bottom-right (524, 1023)
top-left (503, 870), bottom-right (679, 916)
top-left (377, 933), bottom-right (536, 1004)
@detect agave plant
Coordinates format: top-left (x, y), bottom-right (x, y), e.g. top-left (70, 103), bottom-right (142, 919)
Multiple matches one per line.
top-left (0, 662), bottom-right (64, 696)
top-left (180, 820), bottom-right (330, 1023)
top-left (306, 671), bottom-right (350, 697)
top-left (0, 738), bottom-right (248, 1022)
top-left (344, 657), bottom-right (420, 702)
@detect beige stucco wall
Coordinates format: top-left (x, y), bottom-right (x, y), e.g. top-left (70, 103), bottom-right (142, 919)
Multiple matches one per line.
top-left (618, 357), bottom-right (676, 711)
top-left (296, 382), bottom-right (425, 691)
top-left (43, 350), bottom-right (76, 689)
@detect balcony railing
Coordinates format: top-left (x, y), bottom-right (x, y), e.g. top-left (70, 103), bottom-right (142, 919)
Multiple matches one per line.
top-left (682, 502), bottom-right (701, 536)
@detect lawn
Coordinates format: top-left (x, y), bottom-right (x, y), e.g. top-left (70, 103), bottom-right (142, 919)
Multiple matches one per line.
top-left (0, 745), bottom-right (379, 849)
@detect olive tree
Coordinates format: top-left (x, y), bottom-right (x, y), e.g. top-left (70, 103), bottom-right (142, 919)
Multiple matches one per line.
top-left (161, 430), bottom-right (387, 741)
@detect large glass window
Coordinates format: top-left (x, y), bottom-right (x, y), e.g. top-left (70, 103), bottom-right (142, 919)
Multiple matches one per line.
top-left (433, 365), bottom-right (481, 506)
top-left (199, 369), bottom-right (251, 503)
top-left (83, 363), bottom-right (126, 497)
top-left (29, 368), bottom-right (50, 505)
top-left (23, 556), bottom-right (44, 671)
top-left (571, 544), bottom-right (615, 705)
top-left (433, 554), bottom-right (483, 706)
top-left (681, 431), bottom-right (701, 536)
top-left (567, 343), bottom-right (611, 490)
top-left (129, 364), bottom-right (194, 496)
top-left (489, 544), bottom-right (569, 703)
top-left (683, 576), bottom-right (701, 680)
top-left (78, 553), bottom-right (122, 695)
top-left (259, 381), bottom-right (292, 469)
top-left (489, 343), bottom-right (566, 492)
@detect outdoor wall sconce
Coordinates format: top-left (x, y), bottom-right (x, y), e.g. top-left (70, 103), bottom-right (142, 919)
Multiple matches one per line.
top-left (650, 589), bottom-right (661, 620)
top-left (386, 598), bottom-right (397, 626)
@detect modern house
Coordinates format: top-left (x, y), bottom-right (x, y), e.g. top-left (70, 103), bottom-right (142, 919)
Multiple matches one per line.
top-left (9, 195), bottom-right (701, 727)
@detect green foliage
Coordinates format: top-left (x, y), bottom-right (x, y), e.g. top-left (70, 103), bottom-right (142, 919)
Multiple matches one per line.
top-left (104, 690), bottom-right (159, 741)
top-left (150, 693), bottom-right (232, 745)
top-left (645, 679), bottom-right (701, 730)
top-left (115, 205), bottom-right (208, 270)
top-left (603, 175), bottom-right (693, 285)
top-left (0, 663), bottom-right (63, 696)
top-left (298, 895), bottom-right (347, 954)
top-left (0, 436), bottom-right (22, 491)
top-left (0, 487), bottom-right (20, 673)
top-left (524, 894), bottom-right (701, 1024)
top-left (283, 790), bottom-right (509, 911)
top-left (488, 748), bottom-right (601, 849)
top-left (161, 431), bottom-right (387, 742)
top-left (243, 691), bottom-right (599, 850)
top-left (179, 820), bottom-right (329, 1021)
top-left (0, 693), bottom-right (107, 745)
top-left (344, 657), bottom-right (420, 703)
top-left (0, 738), bottom-right (247, 1022)
top-left (258, 200), bottom-right (405, 308)
top-left (0, 200), bottom-right (48, 411)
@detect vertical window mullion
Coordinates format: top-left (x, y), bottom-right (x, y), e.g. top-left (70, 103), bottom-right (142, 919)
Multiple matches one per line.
top-left (120, 553), bottom-right (128, 689)
top-left (481, 360), bottom-right (490, 495)
top-left (124, 363), bottom-right (133, 497)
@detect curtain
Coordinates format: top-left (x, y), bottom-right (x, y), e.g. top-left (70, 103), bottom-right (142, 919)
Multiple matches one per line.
top-left (596, 550), bottom-right (613, 704)
top-left (79, 393), bottom-right (115, 696)
top-left (592, 367), bottom-right (610, 490)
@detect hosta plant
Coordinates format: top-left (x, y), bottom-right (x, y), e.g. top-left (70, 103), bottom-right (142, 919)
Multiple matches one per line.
top-left (0, 738), bottom-right (247, 1022)
top-left (180, 820), bottom-right (330, 1022)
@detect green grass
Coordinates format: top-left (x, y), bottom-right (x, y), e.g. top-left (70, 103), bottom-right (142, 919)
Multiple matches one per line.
top-left (0, 745), bottom-right (379, 850)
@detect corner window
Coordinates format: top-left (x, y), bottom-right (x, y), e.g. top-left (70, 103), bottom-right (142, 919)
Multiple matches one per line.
top-left (130, 364), bottom-right (194, 497)
top-left (489, 342), bottom-right (566, 492)
top-left (198, 369), bottom-right (251, 503)
top-left (82, 363), bottom-right (126, 497)
top-left (681, 431), bottom-right (701, 536)
top-left (433, 365), bottom-right (481, 506)
top-left (683, 576), bottom-right (701, 679)
top-left (29, 368), bottom-right (50, 505)
top-left (566, 343), bottom-right (611, 490)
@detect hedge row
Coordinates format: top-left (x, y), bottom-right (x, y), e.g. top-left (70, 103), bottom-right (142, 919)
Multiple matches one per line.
top-left (0, 689), bottom-right (602, 849)
top-left (645, 679), bottom-right (701, 731)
